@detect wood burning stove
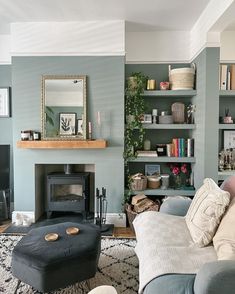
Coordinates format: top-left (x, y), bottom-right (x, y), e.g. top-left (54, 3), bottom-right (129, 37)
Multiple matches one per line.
top-left (46, 172), bottom-right (90, 218)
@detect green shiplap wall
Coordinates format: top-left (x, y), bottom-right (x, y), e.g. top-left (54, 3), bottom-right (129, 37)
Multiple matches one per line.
top-left (192, 47), bottom-right (220, 187)
top-left (0, 65), bottom-right (13, 195)
top-left (12, 56), bottom-right (124, 216)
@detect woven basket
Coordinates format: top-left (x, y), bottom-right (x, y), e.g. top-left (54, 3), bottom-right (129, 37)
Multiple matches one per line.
top-left (169, 64), bottom-right (195, 90)
top-left (125, 200), bottom-right (161, 232)
top-left (130, 173), bottom-right (147, 191)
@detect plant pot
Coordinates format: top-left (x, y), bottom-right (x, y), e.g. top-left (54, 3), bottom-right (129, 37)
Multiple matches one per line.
top-left (128, 77), bottom-right (138, 90)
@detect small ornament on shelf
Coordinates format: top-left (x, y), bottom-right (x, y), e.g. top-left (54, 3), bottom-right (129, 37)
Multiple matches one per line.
top-left (186, 104), bottom-right (196, 124)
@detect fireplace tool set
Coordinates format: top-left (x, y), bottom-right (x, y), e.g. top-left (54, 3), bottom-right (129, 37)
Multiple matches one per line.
top-left (95, 187), bottom-right (110, 232)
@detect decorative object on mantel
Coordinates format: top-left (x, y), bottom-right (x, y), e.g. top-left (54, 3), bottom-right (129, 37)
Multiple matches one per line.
top-left (21, 130), bottom-right (32, 141)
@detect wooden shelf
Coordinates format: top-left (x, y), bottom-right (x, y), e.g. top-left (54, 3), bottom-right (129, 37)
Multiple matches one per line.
top-left (128, 156), bottom-right (195, 163)
top-left (130, 188), bottom-right (195, 196)
top-left (142, 90), bottom-right (197, 97)
top-left (16, 139), bottom-right (107, 149)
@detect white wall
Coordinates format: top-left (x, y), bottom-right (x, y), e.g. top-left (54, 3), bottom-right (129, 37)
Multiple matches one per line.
top-left (220, 31), bottom-right (235, 61)
top-left (0, 35), bottom-right (11, 64)
top-left (125, 31), bottom-right (190, 63)
top-left (11, 21), bottom-right (125, 56)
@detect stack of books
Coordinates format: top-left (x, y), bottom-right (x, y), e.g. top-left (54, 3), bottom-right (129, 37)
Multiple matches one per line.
top-left (136, 150), bottom-right (158, 157)
top-left (171, 138), bottom-right (194, 157)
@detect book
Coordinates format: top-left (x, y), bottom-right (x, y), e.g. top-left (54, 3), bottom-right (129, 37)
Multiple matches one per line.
top-left (220, 64), bottom-right (227, 90)
top-left (172, 138), bottom-right (179, 157)
top-left (230, 65), bottom-right (235, 90)
top-left (136, 150), bottom-right (158, 157)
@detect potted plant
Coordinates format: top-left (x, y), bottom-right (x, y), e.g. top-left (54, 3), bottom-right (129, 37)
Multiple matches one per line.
top-left (123, 72), bottom-right (148, 205)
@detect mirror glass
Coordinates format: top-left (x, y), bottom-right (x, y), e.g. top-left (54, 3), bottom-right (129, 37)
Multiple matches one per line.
top-left (41, 75), bottom-right (87, 140)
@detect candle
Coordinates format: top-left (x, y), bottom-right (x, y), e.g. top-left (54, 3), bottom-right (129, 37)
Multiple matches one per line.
top-left (88, 122), bottom-right (92, 139)
top-left (97, 111), bottom-right (101, 126)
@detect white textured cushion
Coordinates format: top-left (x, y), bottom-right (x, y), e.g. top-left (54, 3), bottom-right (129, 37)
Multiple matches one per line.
top-left (186, 178), bottom-right (230, 247)
top-left (213, 197), bottom-right (235, 260)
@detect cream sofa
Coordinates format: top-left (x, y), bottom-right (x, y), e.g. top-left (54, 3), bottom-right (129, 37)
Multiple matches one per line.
top-left (133, 177), bottom-right (235, 294)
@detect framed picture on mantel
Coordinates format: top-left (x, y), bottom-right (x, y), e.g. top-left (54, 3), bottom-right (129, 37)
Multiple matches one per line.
top-left (59, 112), bottom-right (77, 136)
top-left (0, 87), bottom-right (11, 117)
top-left (223, 130), bottom-right (235, 149)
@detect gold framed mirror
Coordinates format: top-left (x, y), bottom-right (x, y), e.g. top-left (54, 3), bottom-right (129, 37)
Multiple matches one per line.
top-left (41, 75), bottom-right (87, 140)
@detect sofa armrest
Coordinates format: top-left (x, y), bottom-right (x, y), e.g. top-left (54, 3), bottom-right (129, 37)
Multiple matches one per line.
top-left (160, 197), bottom-right (192, 216)
top-left (194, 260), bottom-right (235, 294)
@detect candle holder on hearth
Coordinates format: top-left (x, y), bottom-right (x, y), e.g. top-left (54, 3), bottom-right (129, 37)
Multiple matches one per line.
top-left (95, 187), bottom-right (110, 232)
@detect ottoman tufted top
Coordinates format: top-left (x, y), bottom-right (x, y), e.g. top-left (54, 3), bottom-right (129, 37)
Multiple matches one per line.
top-left (12, 222), bottom-right (101, 272)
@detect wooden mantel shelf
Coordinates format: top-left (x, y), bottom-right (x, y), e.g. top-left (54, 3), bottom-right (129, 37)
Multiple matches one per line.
top-left (17, 139), bottom-right (107, 149)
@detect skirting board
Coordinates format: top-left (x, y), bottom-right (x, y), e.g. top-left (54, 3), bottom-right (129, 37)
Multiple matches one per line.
top-left (12, 211), bottom-right (126, 227)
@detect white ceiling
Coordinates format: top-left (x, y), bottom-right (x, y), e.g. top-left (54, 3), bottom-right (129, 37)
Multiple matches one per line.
top-left (0, 0), bottom-right (212, 34)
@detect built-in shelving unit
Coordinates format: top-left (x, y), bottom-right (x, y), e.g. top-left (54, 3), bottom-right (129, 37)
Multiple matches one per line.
top-left (16, 139), bottom-right (107, 149)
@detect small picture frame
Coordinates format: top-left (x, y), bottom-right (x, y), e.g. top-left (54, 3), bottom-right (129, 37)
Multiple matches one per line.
top-left (0, 87), bottom-right (11, 117)
top-left (223, 130), bottom-right (235, 149)
top-left (59, 112), bottom-right (77, 136)
top-left (143, 114), bottom-right (152, 123)
top-left (77, 119), bottom-right (83, 136)
top-left (145, 164), bottom-right (161, 176)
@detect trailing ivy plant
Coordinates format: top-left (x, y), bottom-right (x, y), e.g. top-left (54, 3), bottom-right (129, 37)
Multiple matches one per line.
top-left (123, 72), bottom-right (148, 204)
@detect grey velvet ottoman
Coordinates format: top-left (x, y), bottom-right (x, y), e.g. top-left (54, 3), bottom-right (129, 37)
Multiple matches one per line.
top-left (11, 222), bottom-right (101, 292)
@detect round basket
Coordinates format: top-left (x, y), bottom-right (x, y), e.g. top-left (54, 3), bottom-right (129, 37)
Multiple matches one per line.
top-left (125, 200), bottom-right (161, 232)
top-left (169, 65), bottom-right (195, 90)
top-left (130, 174), bottom-right (147, 191)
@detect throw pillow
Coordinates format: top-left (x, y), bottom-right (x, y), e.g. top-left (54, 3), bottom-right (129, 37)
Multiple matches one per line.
top-left (185, 178), bottom-right (230, 247)
top-left (213, 197), bottom-right (235, 260)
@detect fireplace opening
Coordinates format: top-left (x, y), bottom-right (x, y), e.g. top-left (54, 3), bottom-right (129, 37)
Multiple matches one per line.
top-left (46, 172), bottom-right (90, 218)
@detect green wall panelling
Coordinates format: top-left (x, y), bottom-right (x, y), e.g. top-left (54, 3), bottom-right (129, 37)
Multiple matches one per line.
top-left (12, 56), bottom-right (125, 216)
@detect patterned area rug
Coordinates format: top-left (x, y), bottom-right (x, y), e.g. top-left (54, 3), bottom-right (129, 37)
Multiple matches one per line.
top-left (0, 235), bottom-right (138, 294)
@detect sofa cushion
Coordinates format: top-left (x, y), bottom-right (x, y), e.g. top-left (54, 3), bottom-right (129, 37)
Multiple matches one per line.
top-left (213, 198), bottom-right (235, 260)
top-left (185, 178), bottom-right (230, 247)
